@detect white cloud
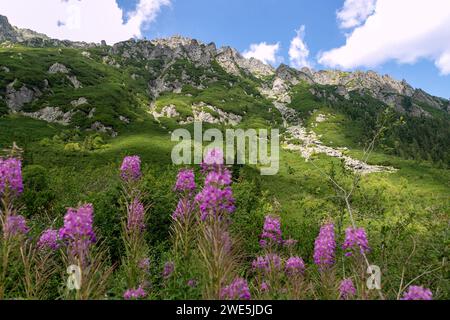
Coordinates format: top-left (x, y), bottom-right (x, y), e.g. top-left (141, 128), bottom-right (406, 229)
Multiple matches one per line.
top-left (319, 0), bottom-right (450, 75)
top-left (337, 0), bottom-right (376, 29)
top-left (0, 0), bottom-right (170, 44)
top-left (288, 25), bottom-right (310, 69)
top-left (242, 42), bottom-right (281, 65)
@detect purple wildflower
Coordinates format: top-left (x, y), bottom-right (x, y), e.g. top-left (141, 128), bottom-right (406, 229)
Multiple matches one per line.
top-left (203, 148), bottom-right (224, 166)
top-left (220, 278), bottom-right (251, 300)
top-left (58, 204), bottom-right (96, 263)
top-left (342, 227), bottom-right (370, 257)
top-left (252, 254), bottom-right (282, 274)
top-left (285, 256), bottom-right (306, 277)
top-left (401, 285), bottom-right (433, 300)
top-left (3, 215), bottom-right (29, 237)
top-left (0, 157), bottom-right (23, 196)
top-left (162, 261), bottom-right (174, 279)
top-left (339, 279), bottom-right (356, 300)
top-left (127, 199), bottom-right (145, 233)
top-left (260, 282), bottom-right (269, 293)
top-left (138, 258), bottom-right (150, 271)
top-left (260, 215), bottom-right (283, 247)
top-left (195, 185), bottom-right (235, 221)
top-left (313, 223), bottom-right (336, 270)
top-left (171, 198), bottom-right (195, 221)
top-left (174, 169), bottom-right (196, 192)
top-left (187, 279), bottom-right (197, 288)
top-left (123, 286), bottom-right (147, 300)
top-left (37, 229), bottom-right (59, 250)
top-left (120, 156), bottom-right (141, 182)
top-left (204, 169), bottom-right (232, 187)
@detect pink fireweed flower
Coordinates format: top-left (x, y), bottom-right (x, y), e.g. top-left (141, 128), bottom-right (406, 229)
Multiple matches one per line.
top-left (120, 156), bottom-right (142, 182)
top-left (127, 199), bottom-right (145, 233)
top-left (37, 229), bottom-right (60, 250)
top-left (401, 285), bottom-right (433, 300)
top-left (339, 279), bottom-right (356, 300)
top-left (285, 256), bottom-right (306, 277)
top-left (260, 215), bottom-right (283, 247)
top-left (313, 223), bottom-right (336, 270)
top-left (162, 261), bottom-right (175, 279)
top-left (138, 258), bottom-right (150, 271)
top-left (252, 254), bottom-right (282, 274)
top-left (220, 278), bottom-right (251, 300)
top-left (171, 198), bottom-right (195, 221)
top-left (204, 169), bottom-right (232, 187)
top-left (260, 282), bottom-right (270, 293)
top-left (174, 169), bottom-right (196, 192)
top-left (0, 157), bottom-right (23, 196)
top-left (342, 227), bottom-right (370, 257)
top-left (195, 185), bottom-right (235, 221)
top-left (58, 204), bottom-right (96, 263)
top-left (123, 286), bottom-right (147, 300)
top-left (3, 215), bottom-right (29, 237)
top-left (187, 279), bottom-right (197, 288)
top-left (203, 148), bottom-right (224, 166)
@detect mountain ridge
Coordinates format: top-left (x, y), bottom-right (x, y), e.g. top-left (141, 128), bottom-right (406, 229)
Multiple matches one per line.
top-left (1, 13), bottom-right (448, 108)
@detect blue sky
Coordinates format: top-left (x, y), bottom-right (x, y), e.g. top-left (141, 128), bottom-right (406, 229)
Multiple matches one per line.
top-left (2, 0), bottom-right (449, 98)
top-left (116, 0), bottom-right (450, 99)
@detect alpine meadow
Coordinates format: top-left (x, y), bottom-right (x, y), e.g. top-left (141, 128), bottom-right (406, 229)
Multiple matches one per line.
top-left (0, 5), bottom-right (449, 303)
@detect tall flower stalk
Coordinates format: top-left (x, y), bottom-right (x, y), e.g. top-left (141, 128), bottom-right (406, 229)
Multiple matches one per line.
top-left (196, 149), bottom-right (238, 299)
top-left (171, 169), bottom-right (197, 258)
top-left (119, 155), bottom-right (150, 298)
top-left (0, 156), bottom-right (25, 299)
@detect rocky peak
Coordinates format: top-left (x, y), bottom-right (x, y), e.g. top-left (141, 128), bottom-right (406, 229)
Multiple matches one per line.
top-left (0, 15), bottom-right (18, 42)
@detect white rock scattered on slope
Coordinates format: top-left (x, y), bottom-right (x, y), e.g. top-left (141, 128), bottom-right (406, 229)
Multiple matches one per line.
top-left (67, 75), bottom-right (82, 89)
top-left (71, 97), bottom-right (88, 106)
top-left (48, 62), bottom-right (69, 74)
top-left (90, 121), bottom-right (118, 137)
top-left (5, 81), bottom-right (41, 112)
top-left (151, 104), bottom-right (180, 121)
top-left (22, 106), bottom-right (73, 125)
top-left (259, 78), bottom-right (396, 174)
top-left (283, 125), bottom-right (396, 174)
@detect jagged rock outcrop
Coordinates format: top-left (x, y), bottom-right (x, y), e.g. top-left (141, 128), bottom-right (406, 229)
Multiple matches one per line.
top-left (48, 63), bottom-right (69, 74)
top-left (22, 106), bottom-right (73, 125)
top-left (5, 81), bottom-right (41, 112)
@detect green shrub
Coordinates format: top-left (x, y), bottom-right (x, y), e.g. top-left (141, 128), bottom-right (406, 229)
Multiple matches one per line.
top-left (21, 165), bottom-right (55, 217)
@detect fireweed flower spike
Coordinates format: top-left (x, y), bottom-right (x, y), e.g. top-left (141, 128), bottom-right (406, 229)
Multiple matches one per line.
top-left (171, 198), bottom-right (195, 221)
top-left (220, 278), bottom-right (251, 300)
top-left (285, 256), bottom-right (306, 277)
top-left (127, 199), bottom-right (145, 233)
top-left (123, 286), bottom-right (147, 300)
top-left (138, 258), bottom-right (150, 271)
top-left (37, 229), bottom-right (60, 250)
top-left (120, 156), bottom-right (142, 182)
top-left (162, 261), bottom-right (175, 279)
top-left (252, 254), bottom-right (282, 274)
top-left (401, 285), bottom-right (433, 300)
top-left (313, 223), bottom-right (336, 270)
top-left (0, 157), bottom-right (23, 196)
top-left (342, 227), bottom-right (370, 256)
top-left (174, 169), bottom-right (196, 193)
top-left (195, 185), bottom-right (235, 221)
top-left (58, 204), bottom-right (96, 263)
top-left (4, 215), bottom-right (29, 238)
top-left (260, 215), bottom-right (283, 247)
top-left (339, 279), bottom-right (356, 300)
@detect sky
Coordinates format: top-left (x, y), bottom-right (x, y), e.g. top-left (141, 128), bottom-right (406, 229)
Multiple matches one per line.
top-left (0, 0), bottom-right (449, 98)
